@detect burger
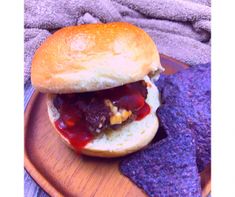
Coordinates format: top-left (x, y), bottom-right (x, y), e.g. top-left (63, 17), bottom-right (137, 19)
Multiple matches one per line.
top-left (31, 22), bottom-right (164, 157)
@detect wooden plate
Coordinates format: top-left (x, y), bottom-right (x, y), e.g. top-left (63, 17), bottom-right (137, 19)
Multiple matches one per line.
top-left (24, 54), bottom-right (211, 197)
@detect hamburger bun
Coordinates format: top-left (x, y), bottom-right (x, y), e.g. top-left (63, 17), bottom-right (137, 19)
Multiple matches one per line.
top-left (31, 22), bottom-right (163, 93)
top-left (47, 76), bottom-right (160, 157)
top-left (31, 22), bottom-right (163, 157)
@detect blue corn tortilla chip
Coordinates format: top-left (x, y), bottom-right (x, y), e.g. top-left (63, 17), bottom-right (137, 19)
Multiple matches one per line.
top-left (157, 105), bottom-right (210, 172)
top-left (120, 63), bottom-right (210, 196)
top-left (156, 63), bottom-right (211, 172)
top-left (120, 132), bottom-right (201, 197)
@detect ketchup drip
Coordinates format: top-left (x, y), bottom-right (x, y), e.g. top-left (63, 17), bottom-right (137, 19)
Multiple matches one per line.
top-left (135, 103), bottom-right (151, 120)
top-left (54, 107), bottom-right (94, 150)
top-left (54, 80), bottom-right (151, 150)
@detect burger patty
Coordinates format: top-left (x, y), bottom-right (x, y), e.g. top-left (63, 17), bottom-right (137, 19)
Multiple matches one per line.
top-left (53, 80), bottom-right (148, 134)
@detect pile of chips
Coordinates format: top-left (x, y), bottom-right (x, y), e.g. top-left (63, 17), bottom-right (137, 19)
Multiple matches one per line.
top-left (120, 63), bottom-right (211, 197)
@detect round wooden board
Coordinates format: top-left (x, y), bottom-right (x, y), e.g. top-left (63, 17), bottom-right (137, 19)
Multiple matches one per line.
top-left (24, 54), bottom-right (211, 197)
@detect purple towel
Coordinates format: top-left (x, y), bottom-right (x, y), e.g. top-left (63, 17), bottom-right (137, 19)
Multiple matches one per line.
top-left (24, 0), bottom-right (211, 84)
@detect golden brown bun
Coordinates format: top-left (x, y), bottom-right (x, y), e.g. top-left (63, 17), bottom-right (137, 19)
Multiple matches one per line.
top-left (31, 22), bottom-right (163, 93)
top-left (47, 76), bottom-right (160, 157)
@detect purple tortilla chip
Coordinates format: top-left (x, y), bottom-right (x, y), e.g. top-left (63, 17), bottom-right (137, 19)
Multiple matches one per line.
top-left (120, 132), bottom-right (201, 197)
top-left (156, 63), bottom-right (211, 172)
top-left (120, 64), bottom-right (210, 196)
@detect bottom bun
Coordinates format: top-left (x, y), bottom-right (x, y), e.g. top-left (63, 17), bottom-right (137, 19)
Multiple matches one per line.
top-left (47, 77), bottom-right (160, 157)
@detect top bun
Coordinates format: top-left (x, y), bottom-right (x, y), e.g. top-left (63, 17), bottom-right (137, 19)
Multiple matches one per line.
top-left (31, 22), bottom-right (163, 93)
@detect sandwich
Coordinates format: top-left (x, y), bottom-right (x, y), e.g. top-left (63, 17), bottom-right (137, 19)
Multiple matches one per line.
top-left (31, 22), bottom-right (164, 157)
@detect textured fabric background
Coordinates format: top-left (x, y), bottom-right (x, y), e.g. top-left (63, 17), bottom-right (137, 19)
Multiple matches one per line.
top-left (24, 0), bottom-right (211, 85)
top-left (24, 0), bottom-right (211, 196)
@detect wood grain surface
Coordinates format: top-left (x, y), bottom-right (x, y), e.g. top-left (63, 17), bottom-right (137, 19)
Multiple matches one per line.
top-left (24, 54), bottom-right (211, 197)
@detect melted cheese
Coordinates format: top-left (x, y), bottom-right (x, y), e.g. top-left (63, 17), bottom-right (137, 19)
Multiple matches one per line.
top-left (105, 99), bottom-right (132, 125)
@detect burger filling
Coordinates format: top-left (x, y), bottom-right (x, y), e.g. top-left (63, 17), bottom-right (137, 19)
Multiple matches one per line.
top-left (53, 80), bottom-right (151, 136)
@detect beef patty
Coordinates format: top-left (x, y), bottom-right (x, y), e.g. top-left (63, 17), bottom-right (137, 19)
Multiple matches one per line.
top-left (53, 80), bottom-right (148, 134)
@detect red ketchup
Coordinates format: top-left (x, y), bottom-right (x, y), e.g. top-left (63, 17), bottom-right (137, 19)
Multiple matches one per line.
top-left (135, 103), bottom-right (151, 121)
top-left (54, 105), bottom-right (94, 151)
top-left (54, 81), bottom-right (151, 150)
